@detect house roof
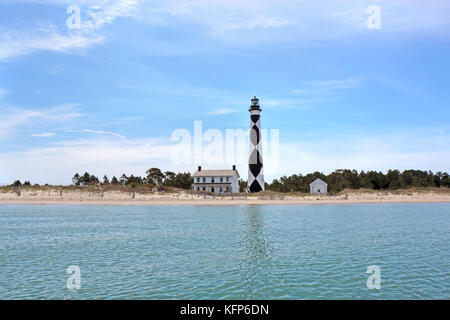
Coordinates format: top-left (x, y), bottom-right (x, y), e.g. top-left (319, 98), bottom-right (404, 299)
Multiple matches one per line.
top-left (310, 178), bottom-right (327, 186)
top-left (193, 169), bottom-right (239, 178)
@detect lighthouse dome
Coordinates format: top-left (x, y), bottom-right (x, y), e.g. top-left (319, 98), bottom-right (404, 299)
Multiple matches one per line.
top-left (249, 96), bottom-right (262, 111)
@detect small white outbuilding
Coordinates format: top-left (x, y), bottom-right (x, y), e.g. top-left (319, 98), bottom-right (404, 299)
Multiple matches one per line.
top-left (310, 178), bottom-right (328, 195)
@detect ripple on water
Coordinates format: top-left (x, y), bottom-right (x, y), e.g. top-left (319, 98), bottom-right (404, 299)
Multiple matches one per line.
top-left (0, 203), bottom-right (449, 299)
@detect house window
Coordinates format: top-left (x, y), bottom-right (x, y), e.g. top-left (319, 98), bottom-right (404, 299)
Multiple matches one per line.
top-left (226, 177), bottom-right (229, 182)
top-left (220, 177), bottom-right (223, 182)
top-left (212, 177), bottom-right (215, 183)
top-left (203, 177), bottom-right (205, 183)
top-left (220, 187), bottom-right (222, 192)
top-left (197, 187), bottom-right (200, 191)
top-left (212, 187), bottom-right (215, 193)
top-left (197, 177), bottom-right (200, 182)
top-left (203, 187), bottom-right (206, 191)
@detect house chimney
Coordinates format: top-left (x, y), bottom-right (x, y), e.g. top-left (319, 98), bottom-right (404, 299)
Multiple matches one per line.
top-left (232, 165), bottom-right (236, 171)
top-left (198, 166), bottom-right (201, 172)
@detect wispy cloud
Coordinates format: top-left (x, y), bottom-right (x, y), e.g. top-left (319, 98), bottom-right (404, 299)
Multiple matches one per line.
top-left (208, 108), bottom-right (236, 115)
top-left (263, 97), bottom-right (336, 110)
top-left (64, 129), bottom-right (126, 140)
top-left (292, 78), bottom-right (360, 95)
top-left (0, 0), bottom-right (143, 60)
top-left (0, 103), bottom-right (83, 138)
top-left (84, 0), bottom-right (143, 29)
top-left (120, 80), bottom-right (237, 101)
top-left (31, 132), bottom-right (56, 138)
top-left (0, 24), bottom-right (104, 61)
top-left (0, 88), bottom-right (8, 97)
top-left (135, 0), bottom-right (450, 43)
top-left (219, 16), bottom-right (292, 31)
top-left (134, 0), bottom-right (294, 43)
top-left (104, 116), bottom-right (144, 126)
top-left (310, 78), bottom-right (360, 89)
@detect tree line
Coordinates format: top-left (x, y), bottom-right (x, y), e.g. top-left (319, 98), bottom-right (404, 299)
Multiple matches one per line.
top-left (71, 168), bottom-right (193, 190)
top-left (265, 169), bottom-right (450, 193)
top-left (8, 168), bottom-right (450, 193)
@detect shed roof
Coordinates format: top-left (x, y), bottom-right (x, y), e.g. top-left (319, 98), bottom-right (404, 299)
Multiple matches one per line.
top-left (310, 178), bottom-right (327, 186)
top-left (193, 169), bottom-right (239, 178)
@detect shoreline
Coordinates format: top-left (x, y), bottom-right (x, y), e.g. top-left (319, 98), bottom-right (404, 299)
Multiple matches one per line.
top-left (2, 188), bottom-right (450, 206)
top-left (1, 199), bottom-right (450, 206)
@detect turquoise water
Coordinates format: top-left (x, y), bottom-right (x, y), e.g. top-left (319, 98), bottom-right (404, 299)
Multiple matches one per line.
top-left (0, 203), bottom-right (449, 299)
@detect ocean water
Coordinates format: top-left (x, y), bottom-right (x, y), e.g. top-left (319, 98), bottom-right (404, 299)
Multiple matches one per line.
top-left (0, 203), bottom-right (449, 299)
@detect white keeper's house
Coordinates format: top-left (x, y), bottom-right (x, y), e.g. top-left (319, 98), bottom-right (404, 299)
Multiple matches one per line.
top-left (192, 166), bottom-right (240, 194)
top-left (310, 178), bottom-right (328, 195)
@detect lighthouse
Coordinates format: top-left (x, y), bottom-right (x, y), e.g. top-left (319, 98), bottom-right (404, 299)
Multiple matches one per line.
top-left (247, 96), bottom-right (265, 193)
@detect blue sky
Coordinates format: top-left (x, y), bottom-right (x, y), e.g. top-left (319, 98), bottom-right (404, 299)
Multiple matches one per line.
top-left (1, 0), bottom-right (450, 185)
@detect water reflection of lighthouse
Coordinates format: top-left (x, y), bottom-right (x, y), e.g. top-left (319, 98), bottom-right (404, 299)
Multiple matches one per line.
top-left (239, 206), bottom-right (271, 294)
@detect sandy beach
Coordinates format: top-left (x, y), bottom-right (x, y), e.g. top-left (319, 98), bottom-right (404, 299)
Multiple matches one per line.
top-left (1, 199), bottom-right (450, 206)
top-left (1, 188), bottom-right (450, 205)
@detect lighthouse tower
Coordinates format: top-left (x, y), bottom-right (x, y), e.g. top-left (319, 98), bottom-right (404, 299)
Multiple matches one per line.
top-left (247, 96), bottom-right (265, 193)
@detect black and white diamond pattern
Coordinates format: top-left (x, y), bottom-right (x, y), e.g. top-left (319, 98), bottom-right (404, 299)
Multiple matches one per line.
top-left (248, 108), bottom-right (264, 193)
